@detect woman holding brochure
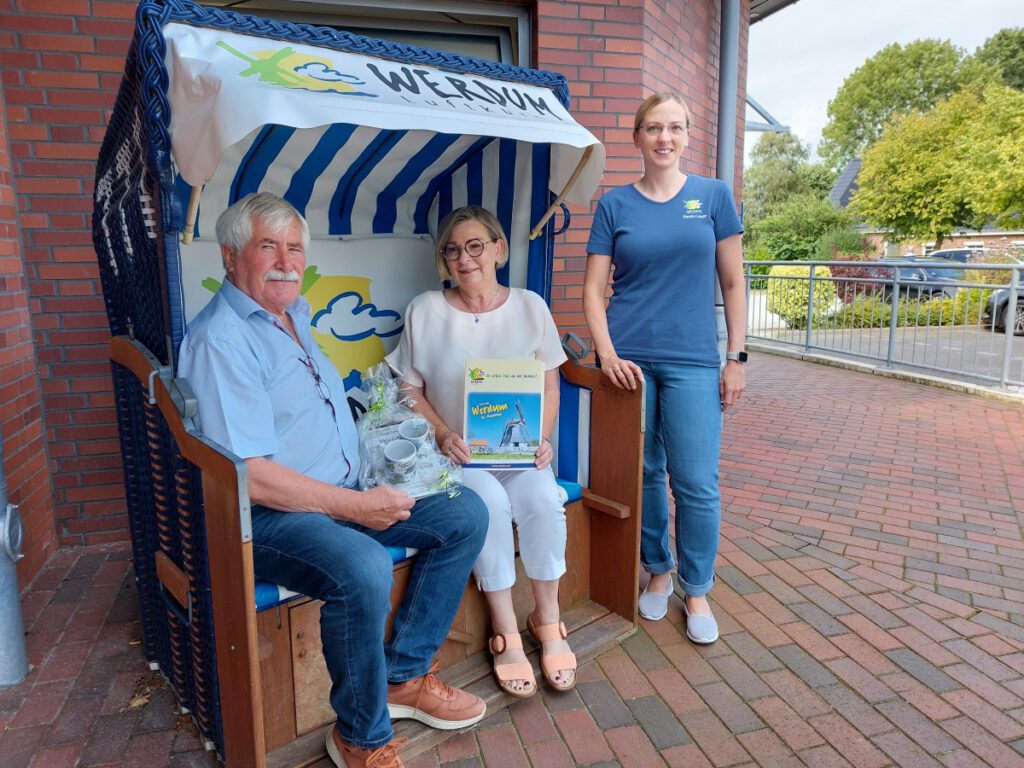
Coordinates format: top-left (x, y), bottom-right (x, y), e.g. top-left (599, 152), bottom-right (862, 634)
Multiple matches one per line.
top-left (386, 205), bottom-right (576, 697)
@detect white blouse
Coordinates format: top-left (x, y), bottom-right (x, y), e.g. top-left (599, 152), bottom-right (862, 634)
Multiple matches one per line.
top-left (385, 288), bottom-right (567, 435)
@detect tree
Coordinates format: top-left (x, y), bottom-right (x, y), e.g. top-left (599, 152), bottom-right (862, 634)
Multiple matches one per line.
top-left (849, 84), bottom-right (1024, 245)
top-left (744, 132), bottom-right (810, 224)
top-left (959, 84), bottom-right (1024, 230)
top-left (756, 194), bottom-right (853, 261)
top-left (975, 27), bottom-right (1024, 91)
top-left (819, 40), bottom-right (999, 172)
top-left (742, 132), bottom-right (834, 245)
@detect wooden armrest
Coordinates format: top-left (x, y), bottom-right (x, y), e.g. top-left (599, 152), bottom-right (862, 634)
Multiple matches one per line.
top-left (581, 490), bottom-right (630, 519)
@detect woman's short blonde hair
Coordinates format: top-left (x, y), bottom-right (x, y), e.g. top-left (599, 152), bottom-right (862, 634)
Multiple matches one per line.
top-left (433, 205), bottom-right (509, 282)
top-left (633, 92), bottom-right (692, 135)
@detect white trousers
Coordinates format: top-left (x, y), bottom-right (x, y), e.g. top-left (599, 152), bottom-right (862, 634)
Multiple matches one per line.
top-left (461, 466), bottom-right (566, 592)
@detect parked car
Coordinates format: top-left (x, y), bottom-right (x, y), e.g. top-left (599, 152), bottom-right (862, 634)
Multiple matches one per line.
top-left (923, 247), bottom-right (987, 263)
top-left (985, 288), bottom-right (1024, 335)
top-left (869, 258), bottom-right (965, 300)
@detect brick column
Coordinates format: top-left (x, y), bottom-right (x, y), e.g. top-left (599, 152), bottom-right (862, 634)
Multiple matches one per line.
top-left (0, 85), bottom-right (57, 584)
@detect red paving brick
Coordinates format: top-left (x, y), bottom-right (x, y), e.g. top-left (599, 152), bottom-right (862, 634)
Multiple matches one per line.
top-left (6, 355), bottom-right (1024, 766)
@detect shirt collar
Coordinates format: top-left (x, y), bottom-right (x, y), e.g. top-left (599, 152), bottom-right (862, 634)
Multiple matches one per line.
top-left (218, 276), bottom-right (310, 323)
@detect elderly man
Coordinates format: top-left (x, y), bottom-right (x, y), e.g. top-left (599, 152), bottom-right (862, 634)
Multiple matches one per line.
top-left (179, 192), bottom-right (488, 768)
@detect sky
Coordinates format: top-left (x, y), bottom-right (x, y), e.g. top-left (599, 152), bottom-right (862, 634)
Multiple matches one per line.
top-left (745, 0), bottom-right (1024, 164)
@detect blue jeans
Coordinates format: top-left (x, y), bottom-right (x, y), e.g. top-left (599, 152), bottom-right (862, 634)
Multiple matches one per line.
top-left (636, 360), bottom-right (721, 597)
top-left (250, 489), bottom-right (487, 749)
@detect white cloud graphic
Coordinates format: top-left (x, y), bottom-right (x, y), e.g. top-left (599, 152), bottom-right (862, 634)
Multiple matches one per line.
top-left (312, 292), bottom-right (403, 341)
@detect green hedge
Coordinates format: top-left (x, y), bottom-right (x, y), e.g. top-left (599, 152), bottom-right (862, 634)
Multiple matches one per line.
top-left (826, 289), bottom-right (993, 328)
top-left (766, 264), bottom-right (837, 329)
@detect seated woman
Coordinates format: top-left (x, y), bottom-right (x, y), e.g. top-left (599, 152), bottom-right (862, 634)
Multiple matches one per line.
top-left (386, 205), bottom-right (576, 697)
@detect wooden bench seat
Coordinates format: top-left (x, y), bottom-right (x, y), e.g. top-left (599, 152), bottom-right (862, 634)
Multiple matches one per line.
top-left (109, 336), bottom-right (643, 767)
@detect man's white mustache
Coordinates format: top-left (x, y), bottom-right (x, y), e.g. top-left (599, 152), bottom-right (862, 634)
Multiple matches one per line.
top-left (264, 269), bottom-right (300, 282)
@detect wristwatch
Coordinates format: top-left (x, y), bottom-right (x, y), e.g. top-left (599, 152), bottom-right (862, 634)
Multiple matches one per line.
top-left (726, 351), bottom-right (748, 364)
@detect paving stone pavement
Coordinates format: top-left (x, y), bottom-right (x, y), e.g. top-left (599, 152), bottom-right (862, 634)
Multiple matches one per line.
top-left (2, 354), bottom-right (1023, 767)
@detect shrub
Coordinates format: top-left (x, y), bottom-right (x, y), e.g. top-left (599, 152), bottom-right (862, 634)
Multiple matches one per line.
top-left (813, 227), bottom-right (876, 261)
top-left (744, 243), bottom-right (773, 289)
top-left (829, 295), bottom-right (893, 328)
top-left (766, 264), bottom-right (837, 329)
top-left (955, 287), bottom-right (993, 325)
top-left (907, 296), bottom-right (962, 325)
top-left (828, 252), bottom-right (888, 304)
top-left (964, 249), bottom-right (1019, 286)
top-left (757, 194), bottom-right (854, 262)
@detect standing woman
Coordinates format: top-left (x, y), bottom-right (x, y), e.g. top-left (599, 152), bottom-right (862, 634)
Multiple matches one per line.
top-left (387, 206), bottom-right (576, 697)
top-left (583, 93), bottom-right (746, 644)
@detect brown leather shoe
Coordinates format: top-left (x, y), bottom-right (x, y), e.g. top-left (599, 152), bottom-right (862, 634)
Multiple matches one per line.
top-left (386, 672), bottom-right (486, 730)
top-left (325, 727), bottom-right (406, 768)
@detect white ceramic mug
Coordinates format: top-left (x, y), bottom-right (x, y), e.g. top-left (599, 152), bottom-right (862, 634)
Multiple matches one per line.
top-left (398, 417), bottom-right (430, 449)
top-left (383, 438), bottom-right (417, 483)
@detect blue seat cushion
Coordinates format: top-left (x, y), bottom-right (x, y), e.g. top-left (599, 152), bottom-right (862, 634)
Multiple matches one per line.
top-left (254, 545), bottom-right (417, 612)
top-left (557, 478), bottom-right (583, 504)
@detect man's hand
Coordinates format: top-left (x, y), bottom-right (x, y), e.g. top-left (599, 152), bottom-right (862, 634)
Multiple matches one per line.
top-left (353, 485), bottom-right (415, 530)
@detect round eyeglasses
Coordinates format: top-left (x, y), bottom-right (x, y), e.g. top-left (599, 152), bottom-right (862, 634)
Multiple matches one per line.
top-left (441, 238), bottom-right (498, 261)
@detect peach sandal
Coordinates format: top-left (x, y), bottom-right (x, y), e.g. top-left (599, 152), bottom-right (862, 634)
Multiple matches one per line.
top-left (527, 613), bottom-right (577, 692)
top-left (488, 632), bottom-right (537, 699)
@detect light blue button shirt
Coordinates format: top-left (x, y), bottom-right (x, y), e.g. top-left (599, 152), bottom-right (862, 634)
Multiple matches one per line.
top-left (178, 279), bottom-right (361, 488)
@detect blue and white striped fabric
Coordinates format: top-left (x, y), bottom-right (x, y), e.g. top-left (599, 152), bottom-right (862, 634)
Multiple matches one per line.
top-left (176, 125), bottom-right (551, 294)
top-left (184, 126), bottom-right (536, 237)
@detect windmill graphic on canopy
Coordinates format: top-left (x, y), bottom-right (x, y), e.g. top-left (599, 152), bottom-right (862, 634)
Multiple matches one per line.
top-left (497, 400), bottom-right (532, 452)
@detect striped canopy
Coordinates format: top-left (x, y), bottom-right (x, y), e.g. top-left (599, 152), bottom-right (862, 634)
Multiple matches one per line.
top-left (165, 22), bottom-right (605, 241)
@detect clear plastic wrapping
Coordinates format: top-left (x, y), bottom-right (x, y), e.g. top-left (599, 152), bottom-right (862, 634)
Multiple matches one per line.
top-left (356, 363), bottom-right (462, 498)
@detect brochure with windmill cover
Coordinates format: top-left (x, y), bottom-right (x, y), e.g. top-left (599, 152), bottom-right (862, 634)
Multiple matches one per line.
top-left (463, 358), bottom-right (545, 469)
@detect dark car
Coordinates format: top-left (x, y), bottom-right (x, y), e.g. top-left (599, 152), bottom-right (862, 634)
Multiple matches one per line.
top-left (923, 247), bottom-right (988, 264)
top-left (870, 258), bottom-right (965, 300)
top-left (985, 288), bottom-right (1024, 335)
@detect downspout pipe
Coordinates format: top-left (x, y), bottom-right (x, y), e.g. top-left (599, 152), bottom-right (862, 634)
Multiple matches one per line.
top-left (0, 430), bottom-right (29, 687)
top-left (717, 0), bottom-right (741, 187)
top-left (714, 0), bottom-right (742, 363)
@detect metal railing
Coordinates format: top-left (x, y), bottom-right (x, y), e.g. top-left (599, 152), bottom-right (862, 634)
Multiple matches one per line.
top-left (744, 260), bottom-right (1024, 390)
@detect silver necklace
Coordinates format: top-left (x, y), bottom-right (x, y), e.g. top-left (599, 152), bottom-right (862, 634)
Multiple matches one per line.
top-left (463, 284), bottom-right (503, 323)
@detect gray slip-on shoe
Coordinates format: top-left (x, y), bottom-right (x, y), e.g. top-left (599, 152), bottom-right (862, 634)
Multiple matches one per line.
top-left (682, 600), bottom-right (719, 644)
top-left (638, 579), bottom-right (674, 621)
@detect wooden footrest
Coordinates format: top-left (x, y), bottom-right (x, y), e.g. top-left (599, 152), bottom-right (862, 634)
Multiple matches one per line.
top-left (266, 601), bottom-right (634, 768)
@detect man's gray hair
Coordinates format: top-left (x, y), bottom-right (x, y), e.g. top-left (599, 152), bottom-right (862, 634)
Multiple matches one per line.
top-left (215, 192), bottom-right (310, 256)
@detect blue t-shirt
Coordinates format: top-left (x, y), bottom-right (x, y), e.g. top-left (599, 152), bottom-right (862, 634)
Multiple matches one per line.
top-left (178, 279), bottom-right (361, 488)
top-left (586, 175), bottom-right (743, 366)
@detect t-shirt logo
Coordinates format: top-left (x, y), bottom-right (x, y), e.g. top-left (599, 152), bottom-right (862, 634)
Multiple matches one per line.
top-left (681, 198), bottom-right (706, 220)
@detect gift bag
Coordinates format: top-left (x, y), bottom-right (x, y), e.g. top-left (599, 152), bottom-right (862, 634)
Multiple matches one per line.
top-left (357, 364), bottom-right (462, 498)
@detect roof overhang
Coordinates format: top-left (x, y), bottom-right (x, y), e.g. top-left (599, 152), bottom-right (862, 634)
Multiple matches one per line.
top-left (750, 0), bottom-right (801, 24)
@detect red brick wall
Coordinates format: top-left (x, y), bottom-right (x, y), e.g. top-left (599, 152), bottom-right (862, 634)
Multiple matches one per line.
top-left (0, 83), bottom-right (57, 584)
top-left (0, 0), bottom-right (135, 575)
top-left (535, 0), bottom-right (749, 346)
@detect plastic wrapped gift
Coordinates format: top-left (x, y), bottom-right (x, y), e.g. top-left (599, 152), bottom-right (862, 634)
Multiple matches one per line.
top-left (357, 364), bottom-right (462, 499)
